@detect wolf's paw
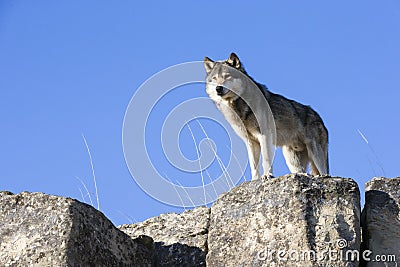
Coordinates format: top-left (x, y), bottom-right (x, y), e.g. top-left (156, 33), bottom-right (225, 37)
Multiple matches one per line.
top-left (262, 174), bottom-right (275, 180)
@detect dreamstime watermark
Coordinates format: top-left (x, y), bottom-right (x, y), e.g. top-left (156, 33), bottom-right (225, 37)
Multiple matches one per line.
top-left (122, 61), bottom-right (276, 207)
top-left (257, 239), bottom-right (396, 264)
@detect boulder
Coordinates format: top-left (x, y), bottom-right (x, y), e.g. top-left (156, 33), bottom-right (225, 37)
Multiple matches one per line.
top-left (206, 174), bottom-right (361, 267)
top-left (361, 177), bottom-right (400, 267)
top-left (0, 191), bottom-right (153, 266)
top-left (119, 206), bottom-right (210, 266)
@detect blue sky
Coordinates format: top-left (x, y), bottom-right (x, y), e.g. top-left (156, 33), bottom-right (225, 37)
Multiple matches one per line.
top-left (1, 1), bottom-right (399, 226)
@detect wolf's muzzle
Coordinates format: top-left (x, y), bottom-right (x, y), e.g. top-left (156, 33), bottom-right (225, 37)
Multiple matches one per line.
top-left (216, 86), bottom-right (225, 96)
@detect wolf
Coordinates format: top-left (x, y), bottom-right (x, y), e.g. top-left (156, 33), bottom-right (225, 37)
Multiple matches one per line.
top-left (204, 53), bottom-right (329, 180)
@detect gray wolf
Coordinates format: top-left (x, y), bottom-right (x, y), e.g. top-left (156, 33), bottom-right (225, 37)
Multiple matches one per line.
top-left (204, 53), bottom-right (329, 179)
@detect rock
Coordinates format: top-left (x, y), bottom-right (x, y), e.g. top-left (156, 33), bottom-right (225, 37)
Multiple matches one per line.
top-left (1, 174), bottom-right (373, 266)
top-left (119, 206), bottom-right (210, 266)
top-left (361, 177), bottom-right (400, 267)
top-left (206, 174), bottom-right (361, 267)
top-left (0, 191), bottom-right (153, 266)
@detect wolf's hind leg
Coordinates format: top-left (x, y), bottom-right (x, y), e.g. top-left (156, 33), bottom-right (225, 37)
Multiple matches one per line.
top-left (282, 146), bottom-right (309, 174)
top-left (307, 141), bottom-right (329, 175)
top-left (310, 161), bottom-right (320, 176)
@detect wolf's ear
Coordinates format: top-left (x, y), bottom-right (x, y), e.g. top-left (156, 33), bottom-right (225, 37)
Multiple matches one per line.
top-left (204, 57), bottom-right (215, 74)
top-left (227, 52), bottom-right (241, 69)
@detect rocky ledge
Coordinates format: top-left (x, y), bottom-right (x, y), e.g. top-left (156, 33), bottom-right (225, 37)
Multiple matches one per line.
top-left (1, 174), bottom-right (399, 266)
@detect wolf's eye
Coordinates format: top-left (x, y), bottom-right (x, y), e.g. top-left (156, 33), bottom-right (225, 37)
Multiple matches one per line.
top-left (212, 77), bottom-right (217, 81)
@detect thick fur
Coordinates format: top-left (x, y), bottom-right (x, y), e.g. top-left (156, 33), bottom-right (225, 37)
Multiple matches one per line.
top-left (204, 53), bottom-right (329, 179)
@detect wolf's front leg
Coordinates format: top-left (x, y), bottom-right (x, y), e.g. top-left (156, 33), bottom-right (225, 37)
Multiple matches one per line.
top-left (246, 140), bottom-right (261, 180)
top-left (258, 134), bottom-right (274, 178)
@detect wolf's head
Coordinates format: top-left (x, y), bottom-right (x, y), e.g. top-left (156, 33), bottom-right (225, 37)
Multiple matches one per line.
top-left (204, 53), bottom-right (247, 102)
